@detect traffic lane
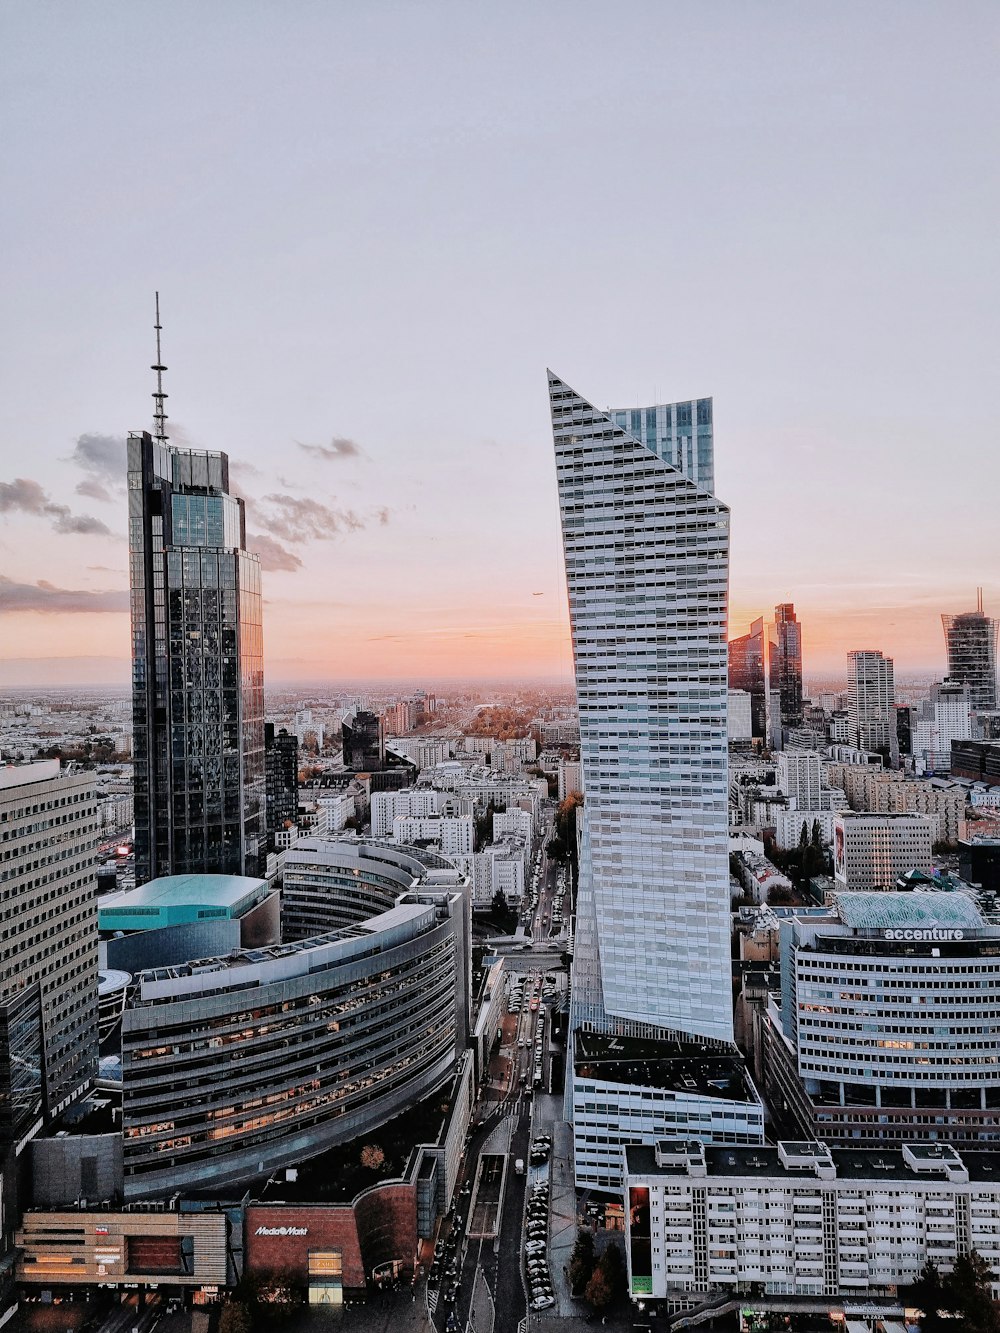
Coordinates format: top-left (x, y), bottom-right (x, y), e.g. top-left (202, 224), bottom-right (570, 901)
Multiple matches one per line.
top-left (449, 1105), bottom-right (531, 1333)
top-left (491, 1104), bottom-right (531, 1333)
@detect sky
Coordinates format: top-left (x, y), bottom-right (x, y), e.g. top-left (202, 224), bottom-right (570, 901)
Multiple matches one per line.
top-left (1, 2), bottom-right (998, 687)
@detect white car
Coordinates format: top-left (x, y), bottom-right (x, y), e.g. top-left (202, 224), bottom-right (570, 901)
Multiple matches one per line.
top-left (531, 1295), bottom-right (555, 1310)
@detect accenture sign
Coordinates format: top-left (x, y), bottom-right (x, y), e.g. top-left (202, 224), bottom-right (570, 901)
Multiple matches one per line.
top-left (883, 928), bottom-right (965, 941)
top-left (255, 1225), bottom-right (308, 1237)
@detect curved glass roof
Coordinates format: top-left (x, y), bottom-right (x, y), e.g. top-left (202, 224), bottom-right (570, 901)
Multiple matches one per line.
top-left (835, 891), bottom-right (984, 931)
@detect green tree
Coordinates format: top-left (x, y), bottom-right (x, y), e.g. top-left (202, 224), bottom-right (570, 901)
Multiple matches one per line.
top-left (944, 1251), bottom-right (1000, 1332)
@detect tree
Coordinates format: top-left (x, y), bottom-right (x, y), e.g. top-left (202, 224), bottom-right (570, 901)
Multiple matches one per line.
top-left (584, 1263), bottom-right (613, 1309)
top-left (568, 1228), bottom-right (596, 1293)
top-left (908, 1254), bottom-right (1000, 1333)
top-left (218, 1302), bottom-right (253, 1333)
top-left (585, 1243), bottom-right (625, 1310)
top-left (944, 1251), bottom-right (1000, 1332)
top-left (360, 1143), bottom-right (385, 1170)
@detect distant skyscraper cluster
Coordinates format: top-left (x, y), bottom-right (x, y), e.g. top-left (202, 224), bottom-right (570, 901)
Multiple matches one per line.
top-left (728, 603), bottom-right (803, 747)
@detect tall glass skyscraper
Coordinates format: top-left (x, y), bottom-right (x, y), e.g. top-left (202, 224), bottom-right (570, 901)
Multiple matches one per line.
top-left (549, 372), bottom-right (733, 1045)
top-left (943, 594), bottom-right (998, 714)
top-left (128, 434), bottom-right (265, 884)
top-left (549, 374), bottom-right (761, 1190)
top-left (772, 603), bottom-right (803, 730)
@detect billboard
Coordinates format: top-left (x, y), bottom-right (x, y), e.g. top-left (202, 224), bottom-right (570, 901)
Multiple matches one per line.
top-left (628, 1187), bottom-right (652, 1296)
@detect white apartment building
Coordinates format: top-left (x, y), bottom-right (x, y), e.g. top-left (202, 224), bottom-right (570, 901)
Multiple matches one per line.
top-left (727, 689), bottom-right (753, 742)
top-left (316, 791), bottom-right (356, 835)
top-left (386, 736), bottom-right (453, 770)
top-left (391, 813), bottom-right (475, 857)
top-left (492, 807), bottom-right (532, 844)
top-left (833, 811), bottom-right (933, 890)
top-left (371, 787), bottom-right (443, 838)
top-left (775, 751), bottom-right (826, 810)
top-left (486, 838), bottom-right (527, 903)
top-left (624, 1139), bottom-right (1000, 1302)
top-left (557, 758), bottom-right (583, 800)
top-left (912, 679), bottom-right (973, 770)
top-left (847, 650), bottom-right (895, 754)
top-left (773, 807), bottom-right (836, 851)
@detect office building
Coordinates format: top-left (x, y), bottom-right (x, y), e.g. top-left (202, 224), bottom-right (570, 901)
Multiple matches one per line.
top-left (775, 751), bottom-right (825, 811)
top-left (264, 724), bottom-right (298, 848)
top-left (959, 836), bottom-right (1000, 893)
top-left (951, 738), bottom-right (1000, 783)
top-left (943, 593), bottom-right (998, 714)
top-left (728, 604), bottom-right (799, 747)
top-left (549, 373), bottom-right (760, 1188)
top-left (833, 811), bottom-right (933, 890)
top-left (727, 689), bottom-right (753, 742)
top-left (624, 1138), bottom-right (1000, 1303)
top-left (729, 619), bottom-right (768, 741)
top-left (751, 892), bottom-right (1000, 1145)
top-left (772, 603), bottom-right (803, 730)
top-left (121, 838), bottom-right (471, 1197)
top-left (391, 812), bottom-right (475, 856)
top-left (99, 872), bottom-right (279, 972)
top-left (847, 650), bottom-right (895, 757)
top-left (911, 679), bottom-right (973, 771)
top-left (342, 710), bottom-right (385, 771)
top-left (128, 418), bottom-right (264, 885)
top-left (0, 762), bottom-right (100, 1126)
top-left (551, 374), bottom-right (731, 1042)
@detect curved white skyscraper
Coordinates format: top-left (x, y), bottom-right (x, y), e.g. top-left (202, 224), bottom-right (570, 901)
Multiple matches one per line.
top-left (550, 371), bottom-right (733, 1045)
top-left (550, 374), bottom-right (761, 1191)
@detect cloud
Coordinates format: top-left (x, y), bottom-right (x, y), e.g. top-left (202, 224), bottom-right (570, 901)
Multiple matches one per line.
top-left (252, 493), bottom-right (363, 543)
top-left (298, 436), bottom-right (363, 462)
top-left (0, 575), bottom-right (129, 614)
top-left (374, 506), bottom-right (390, 526)
top-left (76, 477), bottom-right (113, 502)
top-left (0, 477), bottom-right (113, 537)
top-left (69, 433), bottom-right (127, 493)
top-left (247, 532), bottom-right (302, 572)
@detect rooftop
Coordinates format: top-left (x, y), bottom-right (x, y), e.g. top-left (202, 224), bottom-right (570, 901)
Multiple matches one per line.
top-left (625, 1141), bottom-right (1000, 1183)
top-left (835, 891), bottom-right (985, 932)
top-left (573, 1030), bottom-right (757, 1104)
top-left (99, 873), bottom-right (268, 930)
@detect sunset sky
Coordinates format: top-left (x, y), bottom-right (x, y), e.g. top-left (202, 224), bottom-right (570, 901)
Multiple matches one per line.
top-left (2, 3), bottom-right (998, 688)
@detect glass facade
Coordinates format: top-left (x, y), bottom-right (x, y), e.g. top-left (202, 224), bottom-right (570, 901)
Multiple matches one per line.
top-left (549, 373), bottom-right (733, 1045)
top-left (121, 898), bottom-right (464, 1197)
top-left (943, 609), bottom-right (999, 713)
top-left (128, 434), bottom-right (264, 884)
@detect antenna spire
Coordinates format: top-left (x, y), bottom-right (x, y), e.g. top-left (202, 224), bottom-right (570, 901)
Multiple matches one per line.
top-left (978, 586), bottom-right (984, 615)
top-left (151, 292), bottom-right (169, 444)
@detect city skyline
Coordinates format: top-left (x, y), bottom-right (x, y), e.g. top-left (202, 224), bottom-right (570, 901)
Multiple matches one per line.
top-left (3, 5), bottom-right (999, 686)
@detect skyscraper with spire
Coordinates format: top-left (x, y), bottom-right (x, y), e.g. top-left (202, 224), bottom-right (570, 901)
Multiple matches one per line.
top-left (548, 372), bottom-right (762, 1189)
top-left (943, 591), bottom-right (998, 714)
top-left (129, 297), bottom-right (265, 884)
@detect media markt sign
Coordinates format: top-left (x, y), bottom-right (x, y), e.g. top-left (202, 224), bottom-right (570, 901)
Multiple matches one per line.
top-left (256, 1226), bottom-right (309, 1237)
